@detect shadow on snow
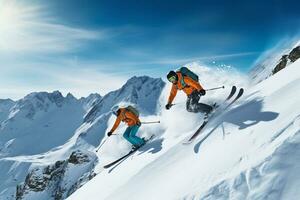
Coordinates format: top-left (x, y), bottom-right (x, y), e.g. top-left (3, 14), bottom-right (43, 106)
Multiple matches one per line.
top-left (194, 99), bottom-right (279, 153)
top-left (108, 138), bottom-right (163, 173)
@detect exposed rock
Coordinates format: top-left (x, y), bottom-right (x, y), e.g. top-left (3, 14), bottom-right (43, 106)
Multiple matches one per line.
top-left (16, 160), bottom-right (67, 199)
top-left (15, 151), bottom-right (97, 200)
top-left (16, 185), bottom-right (24, 200)
top-left (53, 187), bottom-right (65, 200)
top-left (68, 150), bottom-right (90, 164)
top-left (273, 46), bottom-right (300, 74)
top-left (273, 55), bottom-right (288, 74)
top-left (288, 46), bottom-right (300, 62)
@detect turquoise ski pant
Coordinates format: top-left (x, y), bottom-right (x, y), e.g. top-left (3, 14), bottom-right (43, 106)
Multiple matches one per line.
top-left (123, 125), bottom-right (145, 147)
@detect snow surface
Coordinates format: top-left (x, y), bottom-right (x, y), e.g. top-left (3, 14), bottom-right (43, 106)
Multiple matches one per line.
top-left (68, 60), bottom-right (300, 200)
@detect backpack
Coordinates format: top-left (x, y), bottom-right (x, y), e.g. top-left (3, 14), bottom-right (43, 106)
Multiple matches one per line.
top-left (176, 67), bottom-right (199, 87)
top-left (125, 105), bottom-right (139, 117)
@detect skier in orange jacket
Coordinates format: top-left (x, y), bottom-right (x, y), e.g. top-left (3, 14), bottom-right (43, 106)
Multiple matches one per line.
top-left (165, 70), bottom-right (213, 114)
top-left (107, 106), bottom-right (145, 149)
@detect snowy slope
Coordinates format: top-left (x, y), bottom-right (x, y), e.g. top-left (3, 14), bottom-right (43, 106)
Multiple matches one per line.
top-left (68, 60), bottom-right (300, 200)
top-left (0, 99), bottom-right (15, 124)
top-left (249, 39), bottom-right (300, 84)
top-left (0, 91), bottom-right (93, 199)
top-left (0, 76), bottom-right (164, 199)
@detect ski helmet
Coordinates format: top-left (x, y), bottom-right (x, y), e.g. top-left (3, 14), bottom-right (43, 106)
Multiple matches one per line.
top-left (167, 71), bottom-right (178, 83)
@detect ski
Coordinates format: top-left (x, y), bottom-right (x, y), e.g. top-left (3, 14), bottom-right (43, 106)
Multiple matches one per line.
top-left (226, 86), bottom-right (237, 101)
top-left (185, 120), bottom-right (208, 143)
top-left (103, 148), bottom-right (138, 169)
top-left (225, 88), bottom-right (244, 108)
top-left (184, 87), bottom-right (244, 144)
top-left (213, 85), bottom-right (237, 109)
top-left (103, 135), bottom-right (155, 169)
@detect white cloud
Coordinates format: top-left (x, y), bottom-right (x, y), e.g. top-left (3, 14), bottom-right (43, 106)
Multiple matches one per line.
top-left (0, 0), bottom-right (104, 54)
top-left (79, 51), bottom-right (259, 66)
top-left (0, 62), bottom-right (129, 100)
top-left (45, 68), bottom-right (128, 98)
top-left (140, 51), bottom-right (260, 65)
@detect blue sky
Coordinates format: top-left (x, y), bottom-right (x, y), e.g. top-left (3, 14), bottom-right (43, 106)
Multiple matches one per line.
top-left (0, 0), bottom-right (300, 99)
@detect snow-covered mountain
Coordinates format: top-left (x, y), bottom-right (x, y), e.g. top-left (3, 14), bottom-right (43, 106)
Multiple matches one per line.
top-left (67, 50), bottom-right (300, 199)
top-left (0, 76), bottom-right (165, 200)
top-left (250, 39), bottom-right (300, 84)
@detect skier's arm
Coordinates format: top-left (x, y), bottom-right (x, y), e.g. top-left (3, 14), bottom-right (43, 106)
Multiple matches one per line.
top-left (109, 115), bottom-right (121, 133)
top-left (184, 77), bottom-right (203, 91)
top-left (168, 84), bottom-right (178, 105)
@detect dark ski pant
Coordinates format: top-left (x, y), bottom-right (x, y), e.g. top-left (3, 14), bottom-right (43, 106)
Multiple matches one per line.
top-left (186, 91), bottom-right (213, 114)
top-left (123, 125), bottom-right (145, 147)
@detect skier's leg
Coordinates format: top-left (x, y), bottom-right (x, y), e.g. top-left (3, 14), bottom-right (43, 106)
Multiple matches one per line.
top-left (128, 125), bottom-right (145, 147)
top-left (189, 91), bottom-right (213, 114)
top-left (123, 126), bottom-right (133, 144)
top-left (196, 102), bottom-right (213, 114)
top-left (186, 92), bottom-right (200, 113)
top-left (186, 95), bottom-right (194, 112)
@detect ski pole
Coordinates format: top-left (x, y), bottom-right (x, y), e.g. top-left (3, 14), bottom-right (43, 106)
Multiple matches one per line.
top-left (170, 102), bottom-right (184, 107)
top-left (170, 87), bottom-right (224, 106)
top-left (96, 138), bottom-right (108, 152)
top-left (96, 134), bottom-right (120, 152)
top-left (206, 86), bottom-right (225, 91)
top-left (141, 121), bottom-right (160, 124)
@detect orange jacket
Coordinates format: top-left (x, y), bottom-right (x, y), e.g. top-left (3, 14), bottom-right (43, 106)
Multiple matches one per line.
top-left (167, 72), bottom-right (204, 104)
top-left (109, 108), bottom-right (141, 133)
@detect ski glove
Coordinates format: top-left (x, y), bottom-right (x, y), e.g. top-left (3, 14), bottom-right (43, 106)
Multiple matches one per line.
top-left (165, 103), bottom-right (172, 110)
top-left (198, 89), bottom-right (206, 96)
top-left (107, 131), bottom-right (113, 137)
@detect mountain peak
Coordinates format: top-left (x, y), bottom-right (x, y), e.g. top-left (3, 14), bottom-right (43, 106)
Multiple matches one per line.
top-left (125, 75), bottom-right (160, 86)
top-left (80, 93), bottom-right (102, 111)
top-left (0, 98), bottom-right (15, 106)
top-left (25, 90), bottom-right (64, 102)
top-left (8, 91), bottom-right (66, 120)
top-left (81, 93), bottom-right (102, 101)
top-left (83, 76), bottom-right (165, 123)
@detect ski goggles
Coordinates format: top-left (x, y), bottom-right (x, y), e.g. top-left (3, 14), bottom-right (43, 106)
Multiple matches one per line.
top-left (168, 76), bottom-right (177, 83)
